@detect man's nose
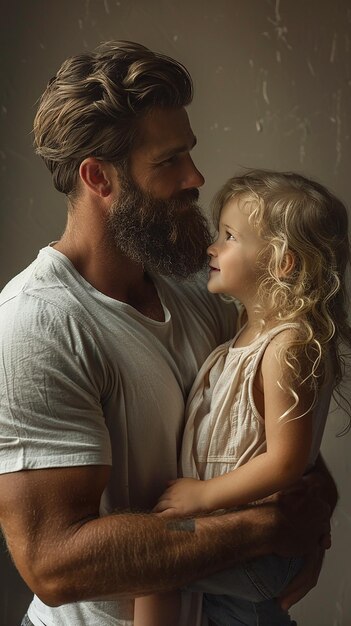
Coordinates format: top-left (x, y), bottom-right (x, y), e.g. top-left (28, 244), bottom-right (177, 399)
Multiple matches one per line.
top-left (181, 156), bottom-right (205, 190)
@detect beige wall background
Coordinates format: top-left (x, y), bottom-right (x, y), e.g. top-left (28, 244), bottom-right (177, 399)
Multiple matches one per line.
top-left (0, 1), bottom-right (350, 625)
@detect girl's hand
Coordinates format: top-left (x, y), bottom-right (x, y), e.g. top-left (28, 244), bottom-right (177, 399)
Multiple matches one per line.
top-left (153, 478), bottom-right (210, 517)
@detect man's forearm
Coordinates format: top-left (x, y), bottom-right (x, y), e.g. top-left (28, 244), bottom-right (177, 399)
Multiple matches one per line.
top-left (30, 507), bottom-right (273, 606)
top-left (2, 467), bottom-right (274, 607)
top-left (2, 462), bottom-right (332, 608)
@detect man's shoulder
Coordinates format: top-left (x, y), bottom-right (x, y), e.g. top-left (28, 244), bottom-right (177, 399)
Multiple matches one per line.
top-left (0, 250), bottom-right (106, 372)
top-left (2, 248), bottom-right (60, 302)
top-left (0, 248), bottom-right (89, 334)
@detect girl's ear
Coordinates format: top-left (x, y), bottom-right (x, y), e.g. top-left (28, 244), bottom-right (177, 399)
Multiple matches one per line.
top-left (279, 250), bottom-right (295, 278)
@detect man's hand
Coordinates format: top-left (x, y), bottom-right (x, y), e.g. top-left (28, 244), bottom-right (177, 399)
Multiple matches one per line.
top-left (270, 457), bottom-right (336, 609)
top-left (279, 545), bottom-right (326, 610)
top-left (264, 477), bottom-right (331, 559)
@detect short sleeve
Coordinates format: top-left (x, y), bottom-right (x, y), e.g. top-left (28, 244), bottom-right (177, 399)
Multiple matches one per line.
top-left (0, 293), bottom-right (112, 473)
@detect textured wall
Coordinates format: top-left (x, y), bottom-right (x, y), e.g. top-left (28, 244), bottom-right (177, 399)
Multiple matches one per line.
top-left (1, 1), bottom-right (350, 625)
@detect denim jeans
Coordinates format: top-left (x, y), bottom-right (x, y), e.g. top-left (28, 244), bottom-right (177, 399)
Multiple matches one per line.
top-left (192, 554), bottom-right (303, 626)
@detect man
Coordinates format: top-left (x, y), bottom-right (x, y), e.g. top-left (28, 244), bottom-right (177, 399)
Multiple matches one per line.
top-left (0, 41), bottom-right (336, 626)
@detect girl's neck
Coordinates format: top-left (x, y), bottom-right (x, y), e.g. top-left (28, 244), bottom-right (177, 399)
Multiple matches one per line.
top-left (235, 308), bottom-right (282, 348)
top-left (241, 304), bottom-right (264, 331)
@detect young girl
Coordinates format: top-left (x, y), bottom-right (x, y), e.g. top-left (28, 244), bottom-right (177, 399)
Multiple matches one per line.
top-left (134, 170), bottom-right (351, 626)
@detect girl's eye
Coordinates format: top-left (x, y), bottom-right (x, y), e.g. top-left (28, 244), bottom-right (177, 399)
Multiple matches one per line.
top-left (225, 232), bottom-right (236, 241)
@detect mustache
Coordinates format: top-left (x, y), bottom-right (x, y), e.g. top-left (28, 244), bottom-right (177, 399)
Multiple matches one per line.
top-left (174, 188), bottom-right (200, 202)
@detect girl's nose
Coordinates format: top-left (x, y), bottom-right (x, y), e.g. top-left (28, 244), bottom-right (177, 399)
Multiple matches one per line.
top-left (207, 242), bottom-right (216, 256)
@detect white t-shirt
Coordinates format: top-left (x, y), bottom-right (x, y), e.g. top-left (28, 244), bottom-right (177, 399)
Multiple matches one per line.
top-left (0, 246), bottom-right (237, 626)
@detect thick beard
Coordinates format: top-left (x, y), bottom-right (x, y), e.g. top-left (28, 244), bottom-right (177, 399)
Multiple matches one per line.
top-left (106, 173), bottom-right (211, 279)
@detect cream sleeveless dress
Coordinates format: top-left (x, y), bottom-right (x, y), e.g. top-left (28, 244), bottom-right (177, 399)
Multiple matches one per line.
top-left (181, 323), bottom-right (332, 482)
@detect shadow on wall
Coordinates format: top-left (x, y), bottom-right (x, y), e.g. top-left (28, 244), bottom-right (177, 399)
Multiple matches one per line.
top-left (0, 532), bottom-right (33, 626)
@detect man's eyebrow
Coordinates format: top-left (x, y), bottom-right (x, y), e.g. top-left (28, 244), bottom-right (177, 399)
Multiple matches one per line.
top-left (155, 135), bottom-right (197, 161)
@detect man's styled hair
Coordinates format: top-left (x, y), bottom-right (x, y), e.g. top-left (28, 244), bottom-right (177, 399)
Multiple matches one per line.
top-left (33, 41), bottom-right (193, 197)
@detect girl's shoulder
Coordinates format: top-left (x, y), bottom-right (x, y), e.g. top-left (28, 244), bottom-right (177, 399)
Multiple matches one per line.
top-left (261, 322), bottom-right (301, 364)
top-left (267, 322), bottom-right (300, 343)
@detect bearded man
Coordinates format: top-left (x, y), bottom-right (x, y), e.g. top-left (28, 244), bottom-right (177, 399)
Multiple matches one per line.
top-left (0, 41), bottom-right (336, 626)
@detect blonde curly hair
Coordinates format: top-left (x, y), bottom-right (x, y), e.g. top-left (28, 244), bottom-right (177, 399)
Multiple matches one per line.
top-left (212, 169), bottom-right (351, 426)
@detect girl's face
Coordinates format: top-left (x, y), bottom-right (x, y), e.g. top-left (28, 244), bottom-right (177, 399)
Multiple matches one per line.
top-left (207, 196), bottom-right (267, 305)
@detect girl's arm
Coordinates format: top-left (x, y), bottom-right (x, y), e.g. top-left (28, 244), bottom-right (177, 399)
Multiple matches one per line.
top-left (134, 591), bottom-right (181, 626)
top-left (155, 330), bottom-right (315, 516)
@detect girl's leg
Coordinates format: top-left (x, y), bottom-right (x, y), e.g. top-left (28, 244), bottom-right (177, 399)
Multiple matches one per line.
top-left (134, 591), bottom-right (181, 626)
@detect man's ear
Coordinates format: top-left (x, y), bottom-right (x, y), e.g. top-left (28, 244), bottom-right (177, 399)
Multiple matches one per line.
top-left (79, 157), bottom-right (112, 198)
top-left (279, 250), bottom-right (295, 278)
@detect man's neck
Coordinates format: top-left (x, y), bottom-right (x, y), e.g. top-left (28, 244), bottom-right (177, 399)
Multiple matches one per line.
top-left (54, 234), bottom-right (165, 322)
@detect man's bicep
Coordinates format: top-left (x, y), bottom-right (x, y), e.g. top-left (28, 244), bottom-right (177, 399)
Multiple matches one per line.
top-left (0, 464), bottom-right (110, 595)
